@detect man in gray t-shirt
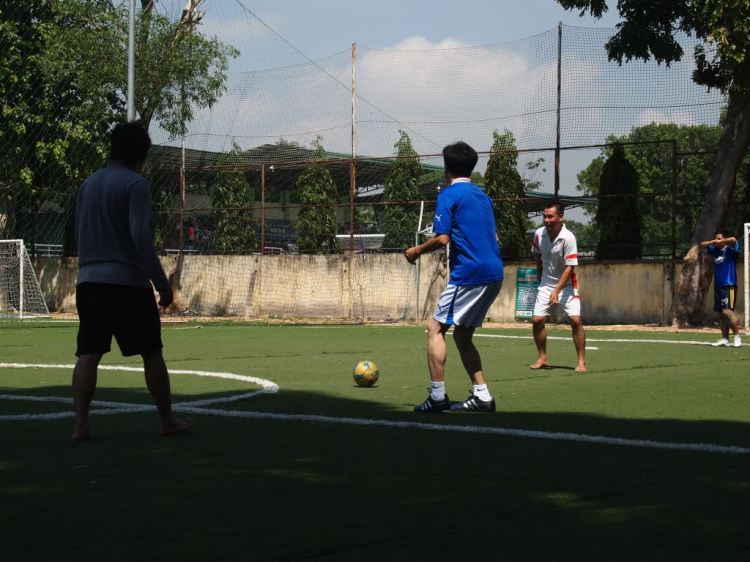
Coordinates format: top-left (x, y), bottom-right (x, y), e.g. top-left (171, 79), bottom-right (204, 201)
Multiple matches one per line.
top-left (72, 122), bottom-right (192, 441)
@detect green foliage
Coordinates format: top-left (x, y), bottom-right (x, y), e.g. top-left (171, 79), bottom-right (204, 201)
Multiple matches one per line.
top-left (294, 139), bottom-right (340, 252)
top-left (563, 220), bottom-right (600, 251)
top-left (594, 144), bottom-right (642, 259)
top-left (382, 131), bottom-right (423, 251)
top-left (575, 122), bottom-right (748, 255)
top-left (210, 143), bottom-right (256, 253)
top-left (0, 0), bottom-right (236, 250)
top-left (484, 130), bottom-right (529, 260)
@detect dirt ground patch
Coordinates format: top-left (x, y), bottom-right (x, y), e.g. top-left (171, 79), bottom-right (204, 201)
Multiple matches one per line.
top-left (50, 313), bottom-right (723, 334)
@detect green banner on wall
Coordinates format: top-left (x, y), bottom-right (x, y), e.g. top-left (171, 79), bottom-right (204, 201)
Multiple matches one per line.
top-left (515, 267), bottom-right (539, 318)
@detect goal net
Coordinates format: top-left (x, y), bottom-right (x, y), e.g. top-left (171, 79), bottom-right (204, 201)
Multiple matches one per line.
top-left (0, 240), bottom-right (51, 320)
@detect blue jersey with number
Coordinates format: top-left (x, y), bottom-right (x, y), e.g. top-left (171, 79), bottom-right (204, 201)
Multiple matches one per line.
top-left (432, 181), bottom-right (503, 285)
top-left (707, 241), bottom-right (739, 287)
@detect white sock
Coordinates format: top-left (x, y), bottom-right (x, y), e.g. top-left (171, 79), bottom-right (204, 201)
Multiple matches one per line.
top-left (430, 381), bottom-right (446, 400)
top-left (473, 384), bottom-right (492, 401)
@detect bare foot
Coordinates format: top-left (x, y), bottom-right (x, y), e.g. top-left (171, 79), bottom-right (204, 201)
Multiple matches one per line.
top-left (160, 416), bottom-right (194, 436)
top-left (529, 359), bottom-right (549, 370)
top-left (575, 363), bottom-right (587, 372)
top-left (71, 429), bottom-right (92, 442)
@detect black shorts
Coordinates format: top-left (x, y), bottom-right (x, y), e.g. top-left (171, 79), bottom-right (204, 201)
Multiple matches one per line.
top-left (713, 285), bottom-right (737, 313)
top-left (76, 282), bottom-right (162, 357)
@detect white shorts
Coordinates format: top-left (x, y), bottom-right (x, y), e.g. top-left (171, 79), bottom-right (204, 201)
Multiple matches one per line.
top-left (433, 281), bottom-right (503, 328)
top-left (533, 284), bottom-right (581, 317)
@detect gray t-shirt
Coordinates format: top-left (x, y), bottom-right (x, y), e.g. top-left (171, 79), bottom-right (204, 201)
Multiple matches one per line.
top-left (76, 167), bottom-right (170, 292)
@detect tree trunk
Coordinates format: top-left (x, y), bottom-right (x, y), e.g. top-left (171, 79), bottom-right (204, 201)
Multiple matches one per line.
top-left (667, 90), bottom-right (750, 327)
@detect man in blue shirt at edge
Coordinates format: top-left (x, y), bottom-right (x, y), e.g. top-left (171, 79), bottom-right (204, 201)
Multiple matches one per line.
top-left (405, 142), bottom-right (504, 413)
top-left (701, 229), bottom-right (742, 347)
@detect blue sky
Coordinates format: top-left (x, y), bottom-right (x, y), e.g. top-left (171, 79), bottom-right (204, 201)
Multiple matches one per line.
top-left (149, 0), bottom-right (722, 194)
top-left (207, 0), bottom-right (622, 60)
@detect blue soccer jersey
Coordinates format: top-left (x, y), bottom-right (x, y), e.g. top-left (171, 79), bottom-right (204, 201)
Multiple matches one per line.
top-left (432, 180), bottom-right (504, 285)
top-left (707, 241), bottom-right (739, 287)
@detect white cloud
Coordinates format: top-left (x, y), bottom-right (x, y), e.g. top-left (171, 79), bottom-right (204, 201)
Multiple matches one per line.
top-left (636, 109), bottom-right (698, 127)
top-left (389, 36), bottom-right (471, 50)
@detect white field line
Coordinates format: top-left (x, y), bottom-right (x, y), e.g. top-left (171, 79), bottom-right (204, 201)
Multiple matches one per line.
top-left (471, 333), bottom-right (716, 345)
top-left (2, 363), bottom-right (750, 455)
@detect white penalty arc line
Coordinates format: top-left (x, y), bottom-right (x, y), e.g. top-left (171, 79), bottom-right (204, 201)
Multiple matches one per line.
top-left (2, 363), bottom-right (749, 455)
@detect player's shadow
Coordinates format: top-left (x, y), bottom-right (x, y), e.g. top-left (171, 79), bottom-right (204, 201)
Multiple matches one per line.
top-left (3, 383), bottom-right (750, 562)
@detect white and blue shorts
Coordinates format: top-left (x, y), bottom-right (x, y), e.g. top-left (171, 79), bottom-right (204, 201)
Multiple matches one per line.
top-left (533, 284), bottom-right (581, 317)
top-left (432, 281), bottom-right (503, 328)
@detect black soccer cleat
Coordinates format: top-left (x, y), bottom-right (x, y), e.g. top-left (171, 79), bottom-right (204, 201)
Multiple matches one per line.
top-left (414, 393), bottom-right (451, 413)
top-left (449, 395), bottom-right (496, 413)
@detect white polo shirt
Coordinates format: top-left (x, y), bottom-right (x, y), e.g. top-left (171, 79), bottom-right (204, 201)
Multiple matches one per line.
top-left (531, 224), bottom-right (579, 288)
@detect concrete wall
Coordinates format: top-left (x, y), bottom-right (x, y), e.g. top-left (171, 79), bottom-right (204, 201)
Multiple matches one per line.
top-left (32, 255), bottom-right (745, 325)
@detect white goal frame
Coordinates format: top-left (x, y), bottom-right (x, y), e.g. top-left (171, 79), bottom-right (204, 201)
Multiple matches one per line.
top-left (0, 239), bottom-right (51, 320)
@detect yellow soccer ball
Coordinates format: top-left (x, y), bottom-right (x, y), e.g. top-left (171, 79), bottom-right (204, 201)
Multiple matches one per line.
top-left (352, 360), bottom-right (379, 387)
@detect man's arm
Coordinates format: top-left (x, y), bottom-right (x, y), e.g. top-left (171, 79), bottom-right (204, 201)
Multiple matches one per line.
top-left (404, 234), bottom-right (450, 264)
top-left (549, 265), bottom-right (574, 305)
top-left (535, 254), bottom-right (543, 281)
top-left (700, 238), bottom-right (718, 248)
top-left (129, 180), bottom-right (172, 304)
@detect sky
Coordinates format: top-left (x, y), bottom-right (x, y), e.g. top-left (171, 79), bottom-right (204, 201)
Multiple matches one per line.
top-left (210, 0), bottom-right (624, 60)
top-left (145, 0), bottom-right (723, 200)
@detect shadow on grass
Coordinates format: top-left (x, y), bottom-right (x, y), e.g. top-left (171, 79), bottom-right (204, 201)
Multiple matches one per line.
top-left (1, 383), bottom-right (750, 562)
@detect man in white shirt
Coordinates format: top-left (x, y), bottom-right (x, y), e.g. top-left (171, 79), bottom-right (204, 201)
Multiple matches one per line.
top-left (529, 202), bottom-right (586, 372)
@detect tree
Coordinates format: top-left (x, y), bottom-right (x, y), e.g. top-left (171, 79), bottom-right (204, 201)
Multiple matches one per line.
top-left (210, 143), bottom-right (256, 253)
top-left (0, 1), bottom-right (236, 251)
top-left (557, 0), bottom-right (750, 325)
top-left (594, 144), bottom-right (642, 259)
top-left (484, 130), bottom-right (529, 261)
top-left (574, 123), bottom-right (746, 256)
top-left (562, 220), bottom-right (600, 251)
top-left (294, 139), bottom-right (340, 252)
top-left (382, 131), bottom-right (423, 252)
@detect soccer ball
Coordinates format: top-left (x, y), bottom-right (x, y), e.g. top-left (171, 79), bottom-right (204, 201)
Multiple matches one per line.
top-left (352, 360), bottom-right (379, 387)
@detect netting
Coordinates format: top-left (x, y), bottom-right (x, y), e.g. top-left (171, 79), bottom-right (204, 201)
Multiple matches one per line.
top-left (0, 240), bottom-right (51, 320)
top-left (2, 0), bottom-right (745, 325)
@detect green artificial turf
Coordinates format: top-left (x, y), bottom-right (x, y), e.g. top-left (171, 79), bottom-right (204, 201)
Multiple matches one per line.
top-left (1, 323), bottom-right (749, 561)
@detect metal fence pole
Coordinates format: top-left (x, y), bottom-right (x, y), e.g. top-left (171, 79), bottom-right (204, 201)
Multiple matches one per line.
top-left (350, 43), bottom-right (357, 254)
top-left (671, 139), bottom-right (678, 258)
top-left (554, 22), bottom-right (562, 199)
top-left (261, 164), bottom-right (267, 254)
top-left (179, 139), bottom-right (185, 256)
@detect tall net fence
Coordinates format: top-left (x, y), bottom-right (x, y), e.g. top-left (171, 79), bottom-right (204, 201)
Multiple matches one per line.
top-left (3, 1), bottom-right (747, 324)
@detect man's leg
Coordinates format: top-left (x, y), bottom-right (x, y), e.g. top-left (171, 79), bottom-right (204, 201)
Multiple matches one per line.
top-left (719, 312), bottom-right (730, 339)
top-left (414, 318), bottom-right (451, 412)
top-left (452, 325), bottom-right (483, 384)
top-left (142, 349), bottom-right (193, 435)
top-left (529, 315), bottom-right (549, 369)
top-left (569, 315), bottom-right (586, 372)
top-left (449, 325), bottom-right (496, 411)
top-left (426, 317), bottom-right (451, 383)
top-left (72, 353), bottom-right (103, 441)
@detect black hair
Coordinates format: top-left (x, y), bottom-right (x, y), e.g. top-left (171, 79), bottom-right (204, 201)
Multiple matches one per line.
top-left (714, 228), bottom-right (731, 238)
top-left (544, 201), bottom-right (564, 216)
top-left (110, 122), bottom-right (152, 166)
top-left (442, 141), bottom-right (478, 178)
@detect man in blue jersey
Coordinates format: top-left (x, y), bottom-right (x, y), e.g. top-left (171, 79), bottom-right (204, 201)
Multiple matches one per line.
top-left (701, 229), bottom-right (742, 347)
top-left (71, 122), bottom-right (193, 441)
top-left (405, 142), bottom-right (504, 413)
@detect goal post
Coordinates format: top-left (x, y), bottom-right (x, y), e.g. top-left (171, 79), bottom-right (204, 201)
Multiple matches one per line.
top-left (0, 239), bottom-right (51, 320)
